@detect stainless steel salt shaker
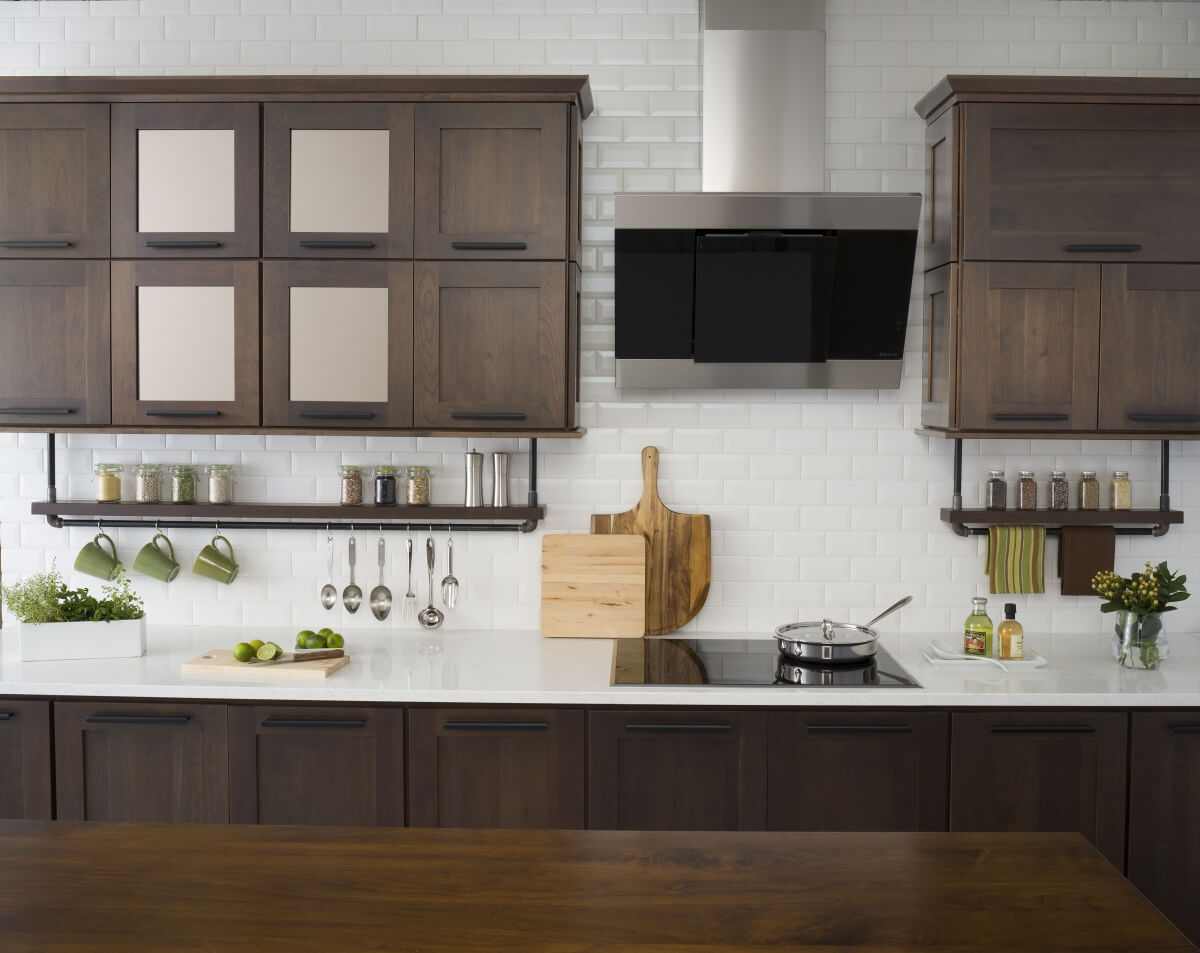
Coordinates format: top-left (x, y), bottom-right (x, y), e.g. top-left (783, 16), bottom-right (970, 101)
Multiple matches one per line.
top-left (464, 450), bottom-right (483, 506)
top-left (491, 452), bottom-right (509, 507)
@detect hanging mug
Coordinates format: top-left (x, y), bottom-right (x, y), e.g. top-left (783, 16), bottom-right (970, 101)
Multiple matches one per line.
top-left (192, 534), bottom-right (239, 585)
top-left (133, 533), bottom-right (180, 583)
top-left (74, 532), bottom-right (122, 581)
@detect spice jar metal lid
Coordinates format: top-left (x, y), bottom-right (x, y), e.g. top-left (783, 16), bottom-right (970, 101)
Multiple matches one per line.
top-left (1018, 470), bottom-right (1034, 478)
top-left (1113, 470), bottom-right (1129, 478)
top-left (376, 465), bottom-right (398, 475)
top-left (1051, 470), bottom-right (1066, 479)
top-left (987, 469), bottom-right (1004, 478)
top-left (208, 463), bottom-right (233, 472)
top-left (1081, 470), bottom-right (1097, 478)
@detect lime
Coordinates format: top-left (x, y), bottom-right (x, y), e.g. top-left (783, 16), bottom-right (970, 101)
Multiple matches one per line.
top-left (303, 633), bottom-right (327, 649)
top-left (256, 643), bottom-right (281, 661)
top-left (317, 627), bottom-right (333, 637)
top-left (295, 633), bottom-right (308, 648)
top-left (248, 639), bottom-right (264, 651)
top-left (297, 629), bottom-right (316, 641)
top-left (325, 633), bottom-right (344, 649)
top-left (232, 642), bottom-right (255, 663)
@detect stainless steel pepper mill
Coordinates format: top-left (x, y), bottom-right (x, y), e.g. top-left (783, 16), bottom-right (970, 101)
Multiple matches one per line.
top-left (491, 452), bottom-right (509, 507)
top-left (464, 450), bottom-right (483, 506)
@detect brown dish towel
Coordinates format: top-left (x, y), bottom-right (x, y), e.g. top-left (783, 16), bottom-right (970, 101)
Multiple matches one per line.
top-left (1058, 526), bottom-right (1116, 596)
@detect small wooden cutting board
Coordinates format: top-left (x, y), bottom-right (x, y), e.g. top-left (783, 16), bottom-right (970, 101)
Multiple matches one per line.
top-left (541, 534), bottom-right (647, 638)
top-left (181, 649), bottom-right (350, 679)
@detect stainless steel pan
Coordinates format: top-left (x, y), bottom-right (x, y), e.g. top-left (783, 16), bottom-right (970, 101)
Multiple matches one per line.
top-left (773, 596), bottom-right (912, 664)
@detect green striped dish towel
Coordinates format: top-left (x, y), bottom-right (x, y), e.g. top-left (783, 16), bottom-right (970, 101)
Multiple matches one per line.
top-left (986, 526), bottom-right (1045, 594)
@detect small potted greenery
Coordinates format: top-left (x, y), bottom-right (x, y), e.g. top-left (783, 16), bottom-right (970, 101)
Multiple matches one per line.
top-left (2, 563), bottom-right (146, 662)
top-left (1092, 561), bottom-right (1189, 670)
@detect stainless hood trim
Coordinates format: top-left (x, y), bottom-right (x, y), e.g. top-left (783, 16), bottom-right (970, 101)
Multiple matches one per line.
top-left (614, 192), bottom-right (921, 231)
top-left (616, 359), bottom-right (905, 391)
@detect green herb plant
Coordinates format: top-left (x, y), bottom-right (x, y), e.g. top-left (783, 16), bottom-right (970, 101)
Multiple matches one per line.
top-left (2, 562), bottom-right (144, 625)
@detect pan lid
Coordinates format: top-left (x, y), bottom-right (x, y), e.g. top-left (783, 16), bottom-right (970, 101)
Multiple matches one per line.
top-left (774, 619), bottom-right (878, 646)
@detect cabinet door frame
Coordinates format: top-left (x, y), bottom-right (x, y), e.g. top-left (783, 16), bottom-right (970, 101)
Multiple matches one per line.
top-left (111, 102), bottom-right (260, 259)
top-left (924, 104), bottom-right (957, 272)
top-left (111, 260), bottom-right (260, 428)
top-left (0, 103), bottom-right (109, 259)
top-left (921, 263), bottom-right (957, 431)
top-left (414, 102), bottom-right (567, 260)
top-left (0, 700), bottom-right (52, 820)
top-left (0, 260), bottom-right (110, 427)
top-left (263, 103), bottom-right (414, 259)
top-left (263, 260), bottom-right (414, 428)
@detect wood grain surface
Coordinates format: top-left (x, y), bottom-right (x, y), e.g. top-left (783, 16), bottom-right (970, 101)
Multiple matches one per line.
top-left (541, 533), bottom-right (646, 638)
top-left (591, 446), bottom-right (711, 635)
top-left (181, 649), bottom-right (349, 679)
top-left (0, 823), bottom-right (1194, 953)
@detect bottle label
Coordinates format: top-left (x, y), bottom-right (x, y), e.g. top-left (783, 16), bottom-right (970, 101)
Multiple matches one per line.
top-left (964, 629), bottom-right (986, 656)
top-left (1010, 631), bottom-right (1023, 661)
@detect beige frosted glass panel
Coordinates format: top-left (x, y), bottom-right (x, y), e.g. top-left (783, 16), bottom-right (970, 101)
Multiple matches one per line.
top-left (137, 129), bottom-right (236, 233)
top-left (290, 287), bottom-right (389, 402)
top-left (137, 286), bottom-right (236, 401)
top-left (290, 130), bottom-right (390, 233)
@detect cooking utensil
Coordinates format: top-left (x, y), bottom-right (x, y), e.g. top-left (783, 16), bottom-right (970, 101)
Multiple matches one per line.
top-left (181, 648), bottom-right (349, 679)
top-left (863, 595), bottom-right (912, 629)
top-left (774, 619), bottom-right (879, 663)
top-left (591, 446), bottom-right (711, 636)
top-left (319, 533), bottom-right (337, 609)
top-left (417, 536), bottom-right (444, 629)
top-left (342, 535), bottom-right (362, 614)
top-left (541, 534), bottom-right (646, 638)
top-left (248, 649), bottom-right (345, 665)
top-left (369, 535), bottom-right (392, 621)
top-left (403, 533), bottom-right (417, 623)
top-left (440, 530), bottom-right (459, 609)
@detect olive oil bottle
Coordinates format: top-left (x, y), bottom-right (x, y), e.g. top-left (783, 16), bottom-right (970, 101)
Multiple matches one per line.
top-left (963, 596), bottom-right (994, 657)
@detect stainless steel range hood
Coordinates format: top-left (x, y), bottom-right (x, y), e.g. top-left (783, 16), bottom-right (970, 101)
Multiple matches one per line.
top-left (613, 0), bottom-right (921, 390)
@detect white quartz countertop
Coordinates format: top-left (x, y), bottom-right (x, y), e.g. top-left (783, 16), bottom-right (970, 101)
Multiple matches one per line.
top-left (1, 625), bottom-right (1199, 707)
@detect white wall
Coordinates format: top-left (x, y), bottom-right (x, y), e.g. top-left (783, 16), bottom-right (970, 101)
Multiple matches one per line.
top-left (1, 0), bottom-right (1198, 640)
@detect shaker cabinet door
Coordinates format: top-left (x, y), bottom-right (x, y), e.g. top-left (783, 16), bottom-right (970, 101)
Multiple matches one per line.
top-left (263, 103), bottom-right (414, 259)
top-left (0, 701), bottom-right (52, 820)
top-left (0, 104), bottom-right (109, 258)
top-left (111, 103), bottom-right (260, 258)
top-left (262, 260), bottom-right (414, 428)
top-left (110, 260), bottom-right (260, 428)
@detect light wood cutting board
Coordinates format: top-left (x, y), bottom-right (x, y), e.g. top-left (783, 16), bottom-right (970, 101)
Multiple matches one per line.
top-left (541, 534), bottom-right (647, 638)
top-left (181, 649), bottom-right (350, 679)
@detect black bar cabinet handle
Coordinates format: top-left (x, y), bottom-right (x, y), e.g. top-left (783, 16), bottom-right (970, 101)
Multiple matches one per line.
top-left (443, 721), bottom-right (548, 731)
top-left (1128, 414), bottom-right (1200, 423)
top-left (299, 241), bottom-right (376, 249)
top-left (0, 408), bottom-right (72, 415)
top-left (990, 725), bottom-right (1094, 734)
top-left (85, 714), bottom-right (190, 725)
top-left (625, 723), bottom-right (734, 734)
top-left (145, 410), bottom-right (221, 418)
top-left (991, 413), bottom-right (1070, 421)
top-left (450, 241), bottom-right (527, 250)
top-left (261, 718), bottom-right (366, 729)
top-left (0, 240), bottom-right (71, 248)
top-left (807, 725), bottom-right (913, 735)
top-left (145, 241), bottom-right (222, 249)
top-left (1064, 243), bottom-right (1142, 253)
top-left (1169, 725), bottom-right (1200, 734)
top-left (297, 411), bottom-right (375, 420)
top-left (449, 411), bottom-right (527, 421)
top-left (0, 712), bottom-right (12, 721)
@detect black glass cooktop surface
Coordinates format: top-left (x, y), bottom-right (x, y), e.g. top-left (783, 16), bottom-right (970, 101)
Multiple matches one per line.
top-left (613, 638), bottom-right (921, 688)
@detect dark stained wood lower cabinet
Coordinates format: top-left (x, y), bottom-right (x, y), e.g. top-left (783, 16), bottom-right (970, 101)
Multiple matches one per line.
top-left (54, 701), bottom-right (228, 823)
top-left (588, 710), bottom-right (766, 831)
top-left (1127, 712), bottom-right (1200, 947)
top-left (0, 700), bottom-right (52, 819)
top-left (767, 710), bottom-right (949, 832)
top-left (949, 710), bottom-right (1127, 868)
top-left (229, 705), bottom-right (404, 826)
top-left (408, 708), bottom-right (584, 829)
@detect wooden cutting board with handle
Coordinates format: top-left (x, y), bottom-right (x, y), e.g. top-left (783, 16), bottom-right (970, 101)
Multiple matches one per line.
top-left (541, 534), bottom-right (647, 638)
top-left (591, 446), bottom-right (711, 635)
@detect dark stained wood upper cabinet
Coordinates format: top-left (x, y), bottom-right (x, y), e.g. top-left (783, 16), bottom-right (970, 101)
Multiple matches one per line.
top-left (921, 264), bottom-right (955, 431)
top-left (414, 261), bottom-right (569, 430)
top-left (263, 103), bottom-right (414, 259)
top-left (949, 710), bottom-right (1128, 870)
top-left (408, 708), bottom-right (584, 829)
top-left (767, 711), bottom-right (949, 832)
top-left (0, 700), bottom-right (52, 820)
top-left (588, 710), bottom-right (767, 831)
top-left (54, 701), bottom-right (228, 823)
top-left (111, 103), bottom-right (260, 259)
top-left (1128, 712), bottom-right (1200, 948)
top-left (262, 260), bottom-right (414, 428)
top-left (0, 260), bottom-right (110, 427)
top-left (923, 105), bottom-right (956, 271)
top-left (0, 104), bottom-right (109, 258)
top-left (415, 103), bottom-right (568, 260)
top-left (228, 706), bottom-right (404, 827)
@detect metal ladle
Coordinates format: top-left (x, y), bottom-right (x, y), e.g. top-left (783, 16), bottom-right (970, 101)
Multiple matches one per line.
top-left (417, 535), bottom-right (444, 629)
top-left (369, 534), bottom-right (392, 621)
top-left (342, 535), bottom-right (362, 614)
top-left (863, 595), bottom-right (913, 629)
top-left (319, 532), bottom-right (337, 610)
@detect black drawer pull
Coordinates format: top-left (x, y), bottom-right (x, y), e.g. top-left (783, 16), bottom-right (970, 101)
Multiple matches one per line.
top-left (1169, 725), bottom-right (1200, 734)
top-left (261, 718), bottom-right (366, 729)
top-left (145, 240), bottom-right (222, 249)
top-left (450, 241), bottom-right (527, 251)
top-left (625, 723), bottom-right (734, 734)
top-left (1128, 413), bottom-right (1200, 423)
top-left (86, 714), bottom-right (190, 725)
top-left (1064, 243), bottom-right (1142, 253)
top-left (0, 240), bottom-right (71, 248)
top-left (0, 712), bottom-right (13, 721)
top-left (442, 721), bottom-right (548, 731)
top-left (0, 407), bottom-right (72, 415)
top-left (145, 410), bottom-right (221, 418)
top-left (449, 411), bottom-right (527, 421)
top-left (990, 724), bottom-right (1094, 734)
top-left (991, 413), bottom-right (1069, 421)
top-left (297, 411), bottom-right (375, 420)
top-left (807, 725), bottom-right (913, 734)
top-left (299, 241), bottom-right (376, 249)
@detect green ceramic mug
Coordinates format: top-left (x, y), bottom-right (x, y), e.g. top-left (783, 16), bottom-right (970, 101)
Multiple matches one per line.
top-left (193, 534), bottom-right (239, 585)
top-left (74, 532), bottom-right (122, 581)
top-left (133, 533), bottom-right (180, 583)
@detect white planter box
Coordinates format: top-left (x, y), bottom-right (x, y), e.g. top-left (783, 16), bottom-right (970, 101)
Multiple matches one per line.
top-left (18, 617), bottom-right (146, 662)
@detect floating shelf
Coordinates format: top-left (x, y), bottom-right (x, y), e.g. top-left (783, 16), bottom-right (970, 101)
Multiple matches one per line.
top-left (941, 508), bottom-right (1184, 538)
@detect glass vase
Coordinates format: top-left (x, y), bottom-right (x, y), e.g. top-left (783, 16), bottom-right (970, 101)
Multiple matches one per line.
top-left (1111, 610), bottom-right (1169, 670)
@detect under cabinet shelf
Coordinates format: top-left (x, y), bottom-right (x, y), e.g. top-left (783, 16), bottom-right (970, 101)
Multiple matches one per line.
top-left (941, 508), bottom-right (1183, 538)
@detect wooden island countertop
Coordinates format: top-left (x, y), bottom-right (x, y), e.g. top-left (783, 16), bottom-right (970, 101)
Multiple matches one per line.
top-left (0, 821), bottom-right (1194, 953)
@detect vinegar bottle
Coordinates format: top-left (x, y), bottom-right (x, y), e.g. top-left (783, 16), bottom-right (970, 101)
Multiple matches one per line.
top-left (998, 603), bottom-right (1024, 661)
top-left (963, 597), bottom-right (994, 657)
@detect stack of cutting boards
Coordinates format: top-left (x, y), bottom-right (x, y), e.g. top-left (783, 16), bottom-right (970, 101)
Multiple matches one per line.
top-left (541, 446), bottom-right (711, 638)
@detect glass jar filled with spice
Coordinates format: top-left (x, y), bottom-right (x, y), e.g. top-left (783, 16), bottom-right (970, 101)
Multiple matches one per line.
top-left (1079, 471), bottom-right (1100, 511)
top-left (405, 465), bottom-right (431, 505)
top-left (1049, 470), bottom-right (1069, 511)
top-left (339, 465), bottom-right (364, 506)
top-left (1017, 470), bottom-right (1037, 510)
top-left (985, 470), bottom-right (1007, 510)
top-left (1111, 470), bottom-right (1132, 510)
top-left (170, 464), bottom-right (196, 504)
top-left (374, 465), bottom-right (398, 506)
top-left (133, 464), bottom-right (160, 504)
top-left (207, 464), bottom-right (234, 504)
top-left (94, 463), bottom-right (123, 503)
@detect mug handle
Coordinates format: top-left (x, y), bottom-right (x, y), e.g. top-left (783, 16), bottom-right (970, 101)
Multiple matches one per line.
top-left (153, 533), bottom-right (175, 561)
top-left (95, 532), bottom-right (116, 558)
top-left (213, 534), bottom-right (233, 559)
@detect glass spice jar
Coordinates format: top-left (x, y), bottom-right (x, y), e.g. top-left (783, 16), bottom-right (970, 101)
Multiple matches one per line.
top-left (94, 463), bottom-right (123, 503)
top-left (374, 465), bottom-right (398, 506)
top-left (339, 465), bottom-right (364, 506)
top-left (133, 464), bottom-right (160, 504)
top-left (405, 465), bottom-right (431, 505)
top-left (208, 464), bottom-right (234, 504)
top-left (1049, 470), bottom-right (1069, 511)
top-left (170, 464), bottom-right (196, 503)
top-left (1111, 470), bottom-right (1132, 510)
top-left (985, 470), bottom-right (1007, 511)
top-left (1017, 470), bottom-right (1037, 511)
top-left (1079, 471), bottom-right (1100, 511)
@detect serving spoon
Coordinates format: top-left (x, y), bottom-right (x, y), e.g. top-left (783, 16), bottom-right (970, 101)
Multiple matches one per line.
top-left (319, 532), bottom-right (337, 610)
top-left (369, 535), bottom-right (392, 621)
top-left (342, 535), bottom-right (362, 614)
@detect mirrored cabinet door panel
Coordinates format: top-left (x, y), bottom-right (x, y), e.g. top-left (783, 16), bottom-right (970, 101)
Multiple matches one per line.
top-left (262, 260), bottom-right (414, 428)
top-left (263, 104), bottom-right (414, 259)
top-left (110, 260), bottom-right (260, 427)
top-left (111, 103), bottom-right (259, 258)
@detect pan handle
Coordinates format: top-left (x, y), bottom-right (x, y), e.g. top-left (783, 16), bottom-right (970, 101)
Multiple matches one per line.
top-left (862, 595), bottom-right (913, 630)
